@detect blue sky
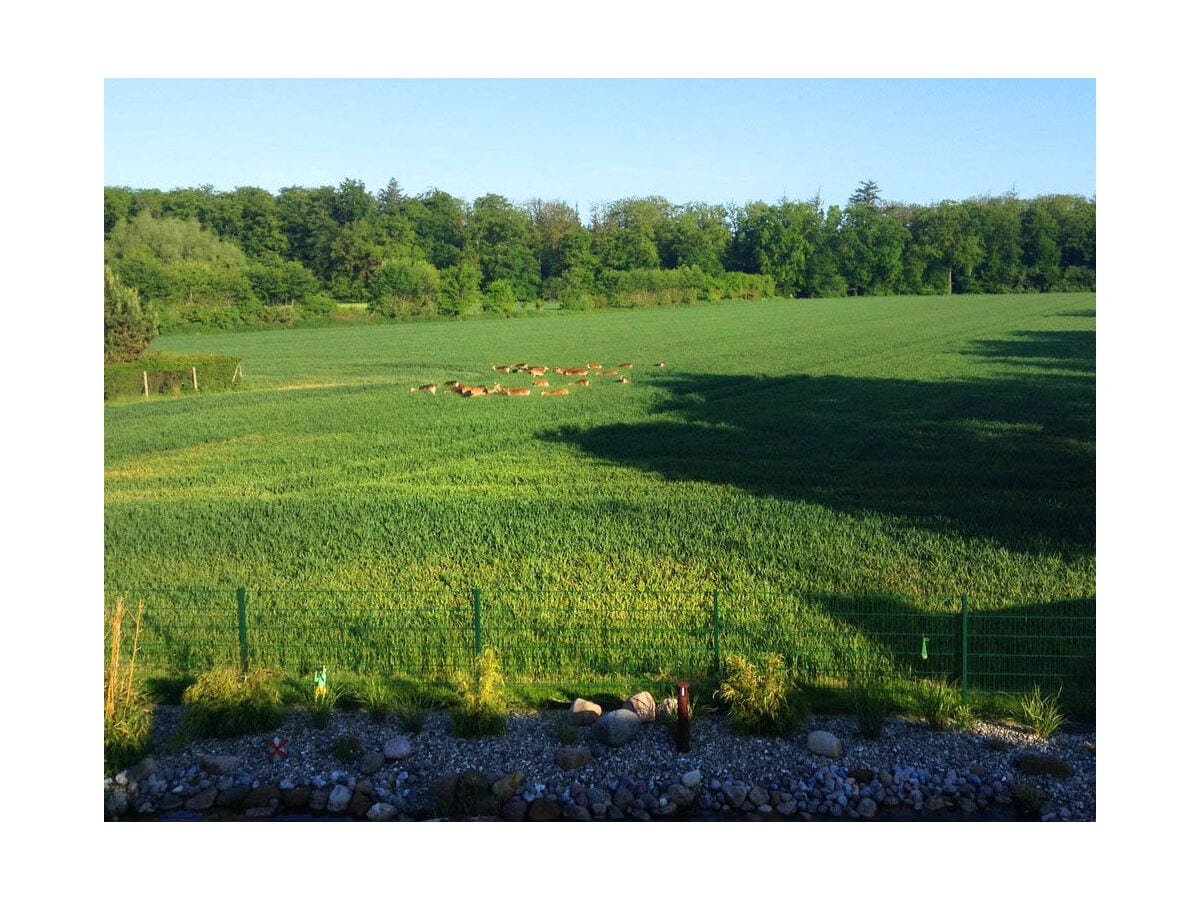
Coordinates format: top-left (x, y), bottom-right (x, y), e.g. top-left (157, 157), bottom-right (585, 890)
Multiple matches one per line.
top-left (104, 78), bottom-right (1094, 213)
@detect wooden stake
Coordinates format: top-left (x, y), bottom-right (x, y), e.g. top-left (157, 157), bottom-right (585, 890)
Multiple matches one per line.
top-left (143, 371), bottom-right (149, 397)
top-left (192, 366), bottom-right (198, 392)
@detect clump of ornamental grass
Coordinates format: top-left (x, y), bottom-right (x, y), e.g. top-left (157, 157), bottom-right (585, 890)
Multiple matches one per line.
top-left (450, 649), bottom-right (507, 739)
top-left (104, 596), bottom-right (153, 775)
top-left (308, 681), bottom-right (343, 730)
top-left (1016, 684), bottom-right (1067, 739)
top-left (330, 734), bottom-right (362, 764)
top-left (553, 712), bottom-right (580, 745)
top-left (850, 681), bottom-right (892, 740)
top-left (916, 680), bottom-right (958, 732)
top-left (356, 676), bottom-right (396, 723)
top-left (715, 654), bottom-right (803, 738)
top-left (178, 666), bottom-right (283, 741)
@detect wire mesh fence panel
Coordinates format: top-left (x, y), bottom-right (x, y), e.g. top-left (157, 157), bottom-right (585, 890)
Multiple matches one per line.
top-left (967, 596), bottom-right (1095, 707)
top-left (103, 587), bottom-right (1095, 705)
top-left (719, 592), bottom-right (963, 695)
top-left (105, 587), bottom-right (242, 674)
top-left (481, 590), bottom-right (712, 686)
top-left (245, 589), bottom-right (474, 680)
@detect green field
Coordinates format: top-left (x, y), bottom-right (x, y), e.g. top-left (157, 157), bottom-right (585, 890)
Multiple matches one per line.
top-left (105, 294), bottom-right (1095, 694)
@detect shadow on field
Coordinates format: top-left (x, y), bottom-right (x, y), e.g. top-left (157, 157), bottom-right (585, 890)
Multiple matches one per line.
top-left (538, 335), bottom-right (1094, 554)
top-left (963, 329), bottom-right (1095, 375)
top-left (787, 593), bottom-right (1095, 713)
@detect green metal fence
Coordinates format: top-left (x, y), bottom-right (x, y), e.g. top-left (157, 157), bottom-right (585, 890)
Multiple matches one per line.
top-left (104, 587), bottom-right (1095, 704)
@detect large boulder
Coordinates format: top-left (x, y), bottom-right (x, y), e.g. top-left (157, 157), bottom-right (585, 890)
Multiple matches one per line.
top-left (570, 698), bottom-right (603, 726)
top-left (492, 771), bottom-right (525, 802)
top-left (594, 709), bottom-right (642, 747)
top-left (201, 755), bottom-right (241, 776)
top-left (807, 730), bottom-right (844, 758)
top-left (624, 691), bottom-right (657, 722)
top-left (327, 784), bottom-right (353, 814)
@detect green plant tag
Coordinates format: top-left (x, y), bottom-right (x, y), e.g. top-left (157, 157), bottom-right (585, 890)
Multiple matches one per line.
top-left (920, 636), bottom-right (929, 661)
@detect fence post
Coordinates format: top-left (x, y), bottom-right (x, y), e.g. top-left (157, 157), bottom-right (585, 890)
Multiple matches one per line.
top-left (960, 592), bottom-right (969, 705)
top-left (237, 587), bottom-right (249, 673)
top-left (712, 590), bottom-right (722, 676)
top-left (472, 588), bottom-right (483, 657)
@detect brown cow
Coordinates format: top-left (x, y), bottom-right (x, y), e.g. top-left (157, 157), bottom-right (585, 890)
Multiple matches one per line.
top-left (532, 379), bottom-right (550, 387)
top-left (617, 376), bottom-right (630, 384)
top-left (618, 362), bottom-right (633, 368)
top-left (655, 361), bottom-right (666, 367)
top-left (529, 366), bottom-right (548, 377)
top-left (586, 362), bottom-right (602, 369)
top-left (505, 387), bottom-right (531, 396)
top-left (599, 370), bottom-right (618, 376)
top-left (411, 384), bottom-right (437, 393)
top-left (564, 367), bottom-right (588, 376)
top-left (541, 388), bottom-right (569, 396)
top-left (572, 379), bottom-right (590, 387)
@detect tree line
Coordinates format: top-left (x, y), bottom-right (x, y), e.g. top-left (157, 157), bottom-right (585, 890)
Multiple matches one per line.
top-left (103, 178), bottom-right (1096, 335)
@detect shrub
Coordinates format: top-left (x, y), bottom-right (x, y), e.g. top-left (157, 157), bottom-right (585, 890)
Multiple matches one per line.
top-left (1011, 781), bottom-right (1044, 819)
top-left (1016, 685), bottom-right (1067, 739)
top-left (179, 667), bottom-right (283, 740)
top-left (104, 265), bottom-right (157, 363)
top-left (356, 677), bottom-right (395, 723)
top-left (396, 708), bottom-right (428, 734)
top-left (715, 654), bottom-right (802, 737)
top-left (851, 682), bottom-right (892, 740)
top-left (450, 649), bottom-right (507, 738)
top-left (104, 595), bottom-right (153, 775)
top-left (308, 682), bottom-right (343, 730)
top-left (104, 352), bottom-right (243, 400)
top-left (330, 735), bottom-right (363, 764)
top-left (916, 680), bottom-right (957, 732)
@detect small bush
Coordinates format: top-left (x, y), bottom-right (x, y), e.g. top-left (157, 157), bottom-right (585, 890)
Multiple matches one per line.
top-left (308, 683), bottom-right (343, 730)
top-left (715, 654), bottom-right (802, 737)
top-left (916, 680), bottom-right (957, 732)
top-left (1016, 685), bottom-right (1067, 739)
top-left (330, 735), bottom-right (362, 764)
top-left (851, 682), bottom-right (892, 740)
top-left (396, 708), bottom-right (428, 734)
top-left (951, 702), bottom-right (976, 732)
top-left (179, 667), bottom-right (283, 740)
top-left (450, 649), bottom-right (508, 739)
top-left (1011, 782), bottom-right (1044, 819)
top-left (356, 677), bottom-right (395, 723)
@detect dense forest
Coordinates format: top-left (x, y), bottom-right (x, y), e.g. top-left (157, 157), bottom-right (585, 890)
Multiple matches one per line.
top-left (103, 179), bottom-right (1096, 334)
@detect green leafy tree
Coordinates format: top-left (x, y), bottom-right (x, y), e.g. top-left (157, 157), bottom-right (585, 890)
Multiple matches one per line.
top-left (104, 265), bottom-right (156, 362)
top-left (482, 278), bottom-right (517, 314)
top-left (367, 256), bottom-right (440, 318)
top-left (438, 257), bottom-right (483, 316)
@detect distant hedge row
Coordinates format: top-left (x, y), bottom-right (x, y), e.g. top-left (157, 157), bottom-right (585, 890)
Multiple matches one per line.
top-left (560, 267), bottom-right (777, 310)
top-left (104, 352), bottom-right (243, 400)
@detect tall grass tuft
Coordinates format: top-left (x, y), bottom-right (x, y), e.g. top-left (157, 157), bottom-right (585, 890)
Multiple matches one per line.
top-left (1017, 684), bottom-right (1067, 739)
top-left (851, 681), bottom-right (892, 740)
top-left (105, 595), bottom-right (152, 775)
top-left (179, 667), bottom-right (283, 740)
top-left (308, 682), bottom-right (343, 730)
top-left (715, 654), bottom-right (803, 737)
top-left (450, 649), bottom-right (507, 738)
top-left (916, 680), bottom-right (957, 732)
top-left (356, 676), bottom-right (395, 722)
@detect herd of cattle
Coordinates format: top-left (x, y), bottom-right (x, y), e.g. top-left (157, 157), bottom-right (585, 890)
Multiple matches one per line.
top-left (410, 360), bottom-right (666, 397)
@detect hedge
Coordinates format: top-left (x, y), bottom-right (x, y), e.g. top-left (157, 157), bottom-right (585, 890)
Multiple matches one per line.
top-left (104, 352), bottom-right (243, 401)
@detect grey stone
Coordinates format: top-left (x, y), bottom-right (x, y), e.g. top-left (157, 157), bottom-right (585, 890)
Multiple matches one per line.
top-left (748, 786), bottom-right (769, 807)
top-left (366, 802), bottom-right (398, 821)
top-left (623, 691), bottom-right (657, 722)
top-left (528, 798), bottom-right (561, 821)
top-left (360, 751), bottom-right (385, 775)
top-left (681, 769), bottom-right (702, 788)
top-left (723, 783), bottom-right (748, 807)
top-left (185, 788), bottom-right (217, 812)
top-left (492, 771), bottom-right (525, 802)
top-left (309, 788), bottom-right (329, 812)
top-left (500, 798), bottom-right (528, 821)
top-left (806, 730), bottom-right (844, 758)
top-left (383, 736), bottom-right (412, 760)
top-left (327, 784), bottom-right (353, 814)
top-left (556, 746), bottom-right (594, 770)
top-left (594, 709), bottom-right (641, 747)
top-left (570, 698), bottom-right (603, 726)
top-left (667, 784), bottom-right (695, 807)
top-left (201, 755), bottom-right (241, 776)
top-left (857, 797), bottom-right (878, 818)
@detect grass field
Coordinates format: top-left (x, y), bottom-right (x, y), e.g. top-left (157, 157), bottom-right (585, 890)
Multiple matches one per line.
top-left (105, 293), bottom-right (1095, 696)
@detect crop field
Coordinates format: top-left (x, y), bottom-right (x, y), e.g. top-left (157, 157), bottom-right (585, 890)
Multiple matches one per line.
top-left (105, 294), bottom-right (1096, 695)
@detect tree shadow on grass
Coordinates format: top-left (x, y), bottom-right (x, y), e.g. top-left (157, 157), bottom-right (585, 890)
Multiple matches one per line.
top-left (539, 341), bottom-right (1094, 555)
top-left (963, 329), bottom-right (1095, 375)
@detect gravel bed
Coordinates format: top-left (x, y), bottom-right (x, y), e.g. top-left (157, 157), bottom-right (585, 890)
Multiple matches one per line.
top-left (104, 706), bottom-right (1096, 822)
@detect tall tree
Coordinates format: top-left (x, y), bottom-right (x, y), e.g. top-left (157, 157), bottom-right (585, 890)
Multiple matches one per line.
top-left (104, 265), bottom-right (156, 362)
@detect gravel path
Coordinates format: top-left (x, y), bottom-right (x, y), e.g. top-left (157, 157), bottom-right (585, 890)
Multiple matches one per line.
top-left (105, 704), bottom-right (1095, 822)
